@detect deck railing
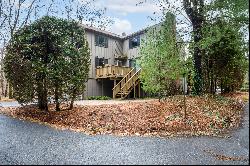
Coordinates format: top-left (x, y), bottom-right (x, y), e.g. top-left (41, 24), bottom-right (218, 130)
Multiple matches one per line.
top-left (120, 68), bottom-right (141, 96)
top-left (95, 65), bottom-right (132, 79)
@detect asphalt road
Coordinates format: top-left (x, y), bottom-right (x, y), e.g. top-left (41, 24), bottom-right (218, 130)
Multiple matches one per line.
top-left (0, 102), bottom-right (249, 165)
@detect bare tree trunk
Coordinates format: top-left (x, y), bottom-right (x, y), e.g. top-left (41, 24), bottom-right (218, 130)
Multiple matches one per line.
top-left (36, 28), bottom-right (50, 111)
top-left (210, 68), bottom-right (214, 94)
top-left (69, 98), bottom-right (74, 110)
top-left (5, 82), bottom-right (8, 97)
top-left (183, 76), bottom-right (187, 119)
top-left (37, 80), bottom-right (48, 111)
top-left (193, 25), bottom-right (203, 95)
top-left (69, 89), bottom-right (76, 110)
top-left (220, 79), bottom-right (224, 94)
top-left (55, 84), bottom-right (60, 111)
top-left (183, 0), bottom-right (204, 95)
top-left (214, 77), bottom-right (217, 94)
top-left (8, 82), bottom-right (13, 98)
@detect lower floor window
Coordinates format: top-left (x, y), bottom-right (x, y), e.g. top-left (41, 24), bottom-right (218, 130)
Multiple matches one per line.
top-left (129, 59), bottom-right (136, 68)
top-left (95, 56), bottom-right (108, 67)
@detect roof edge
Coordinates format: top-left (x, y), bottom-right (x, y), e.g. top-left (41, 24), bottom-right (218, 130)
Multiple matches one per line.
top-left (80, 22), bottom-right (162, 40)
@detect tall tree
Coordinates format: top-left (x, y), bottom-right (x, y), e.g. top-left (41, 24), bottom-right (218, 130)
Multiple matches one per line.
top-left (200, 18), bottom-right (248, 94)
top-left (138, 12), bottom-right (187, 100)
top-left (4, 16), bottom-right (90, 111)
top-left (138, 0), bottom-right (249, 95)
top-left (182, 0), bottom-right (204, 95)
top-left (0, 0), bottom-right (113, 99)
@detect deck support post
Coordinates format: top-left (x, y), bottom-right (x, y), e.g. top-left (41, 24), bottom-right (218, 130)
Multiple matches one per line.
top-left (101, 79), bottom-right (103, 96)
top-left (133, 83), bottom-right (136, 99)
top-left (138, 82), bottom-right (140, 98)
top-left (113, 80), bottom-right (117, 99)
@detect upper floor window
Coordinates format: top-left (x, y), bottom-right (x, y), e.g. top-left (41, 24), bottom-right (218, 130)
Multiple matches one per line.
top-left (129, 35), bottom-right (140, 49)
top-left (95, 34), bottom-right (108, 48)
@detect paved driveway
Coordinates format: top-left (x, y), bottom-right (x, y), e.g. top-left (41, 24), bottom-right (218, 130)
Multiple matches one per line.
top-left (0, 102), bottom-right (249, 165)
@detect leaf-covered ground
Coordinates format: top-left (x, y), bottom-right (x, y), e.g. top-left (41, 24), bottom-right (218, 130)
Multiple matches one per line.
top-left (0, 92), bottom-right (247, 137)
top-left (222, 91), bottom-right (249, 102)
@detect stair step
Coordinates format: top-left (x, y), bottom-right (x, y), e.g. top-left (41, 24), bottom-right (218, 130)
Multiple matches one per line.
top-left (117, 92), bottom-right (129, 95)
top-left (113, 68), bottom-right (141, 99)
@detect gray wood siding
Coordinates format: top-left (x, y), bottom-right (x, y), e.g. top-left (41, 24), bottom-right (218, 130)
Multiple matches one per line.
top-left (123, 33), bottom-right (146, 61)
top-left (82, 24), bottom-right (162, 97)
top-left (84, 31), bottom-right (124, 97)
top-left (83, 31), bottom-right (148, 97)
top-left (85, 31), bottom-right (123, 78)
top-left (83, 30), bottom-right (150, 97)
top-left (87, 79), bottom-right (102, 97)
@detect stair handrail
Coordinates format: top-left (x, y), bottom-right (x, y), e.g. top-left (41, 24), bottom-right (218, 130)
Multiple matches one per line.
top-left (112, 67), bottom-right (135, 90)
top-left (112, 67), bottom-right (135, 98)
top-left (120, 68), bottom-right (141, 94)
top-left (120, 79), bottom-right (140, 99)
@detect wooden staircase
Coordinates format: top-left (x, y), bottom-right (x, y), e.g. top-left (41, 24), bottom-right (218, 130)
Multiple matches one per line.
top-left (112, 68), bottom-right (141, 99)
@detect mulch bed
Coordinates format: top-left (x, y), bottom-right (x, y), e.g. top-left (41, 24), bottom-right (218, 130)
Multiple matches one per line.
top-left (0, 93), bottom-right (247, 137)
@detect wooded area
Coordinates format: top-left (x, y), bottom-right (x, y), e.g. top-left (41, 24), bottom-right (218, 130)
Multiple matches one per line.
top-left (138, 0), bottom-right (249, 98)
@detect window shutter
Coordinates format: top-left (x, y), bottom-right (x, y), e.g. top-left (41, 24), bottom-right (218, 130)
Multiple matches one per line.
top-left (95, 56), bottom-right (99, 67)
top-left (104, 38), bottom-right (108, 48)
top-left (95, 35), bottom-right (98, 46)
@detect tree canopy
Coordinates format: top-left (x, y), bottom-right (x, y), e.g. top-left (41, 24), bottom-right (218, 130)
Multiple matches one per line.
top-left (139, 0), bottom-right (249, 95)
top-left (200, 18), bottom-right (248, 94)
top-left (138, 12), bottom-right (188, 99)
top-left (4, 16), bottom-right (90, 111)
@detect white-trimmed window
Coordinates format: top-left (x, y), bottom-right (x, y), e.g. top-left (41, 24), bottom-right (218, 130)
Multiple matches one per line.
top-left (129, 35), bottom-right (140, 49)
top-left (95, 34), bottom-right (108, 48)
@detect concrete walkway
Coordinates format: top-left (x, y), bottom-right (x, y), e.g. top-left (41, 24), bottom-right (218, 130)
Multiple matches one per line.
top-left (0, 99), bottom-right (157, 107)
top-left (0, 102), bottom-right (249, 165)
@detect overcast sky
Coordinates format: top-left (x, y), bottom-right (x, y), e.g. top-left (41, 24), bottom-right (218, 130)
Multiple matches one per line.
top-left (91, 0), bottom-right (192, 41)
top-left (95, 0), bottom-right (161, 35)
top-left (0, 0), bottom-right (191, 47)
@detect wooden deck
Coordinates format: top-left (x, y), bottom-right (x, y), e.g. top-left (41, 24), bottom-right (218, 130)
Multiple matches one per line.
top-left (95, 65), bottom-right (132, 79)
top-left (114, 53), bottom-right (127, 60)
